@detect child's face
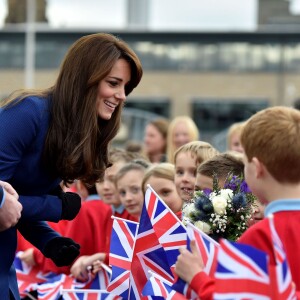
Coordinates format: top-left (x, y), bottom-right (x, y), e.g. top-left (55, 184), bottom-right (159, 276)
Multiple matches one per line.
top-left (230, 133), bottom-right (244, 153)
top-left (145, 176), bottom-right (183, 213)
top-left (95, 161), bottom-right (125, 207)
top-left (117, 170), bottom-right (144, 218)
top-left (173, 122), bottom-right (191, 149)
top-left (144, 124), bottom-right (165, 155)
top-left (195, 173), bottom-right (213, 191)
top-left (195, 173), bottom-right (225, 192)
top-left (174, 152), bottom-right (197, 201)
top-left (248, 199), bottom-right (265, 226)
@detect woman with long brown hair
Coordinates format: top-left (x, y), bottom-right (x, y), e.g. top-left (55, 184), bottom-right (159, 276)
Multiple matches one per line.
top-left (0, 33), bottom-right (143, 300)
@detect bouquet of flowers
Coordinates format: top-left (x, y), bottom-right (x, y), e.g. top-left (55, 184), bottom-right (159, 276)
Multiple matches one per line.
top-left (182, 173), bottom-right (257, 241)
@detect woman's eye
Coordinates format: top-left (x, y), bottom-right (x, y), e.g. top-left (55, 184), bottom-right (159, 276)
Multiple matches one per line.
top-left (109, 81), bottom-right (118, 87)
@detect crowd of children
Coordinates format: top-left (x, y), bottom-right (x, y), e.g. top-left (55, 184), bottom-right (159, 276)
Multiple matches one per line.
top-left (16, 106), bottom-right (300, 298)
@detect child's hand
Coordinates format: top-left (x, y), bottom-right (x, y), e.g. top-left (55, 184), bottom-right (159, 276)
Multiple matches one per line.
top-left (175, 240), bottom-right (204, 283)
top-left (91, 259), bottom-right (102, 274)
top-left (70, 255), bottom-right (90, 282)
top-left (18, 248), bottom-right (36, 266)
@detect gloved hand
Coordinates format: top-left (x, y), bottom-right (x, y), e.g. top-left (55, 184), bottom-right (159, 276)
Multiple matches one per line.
top-left (43, 237), bottom-right (80, 267)
top-left (50, 186), bottom-right (81, 220)
top-left (60, 191), bottom-right (81, 220)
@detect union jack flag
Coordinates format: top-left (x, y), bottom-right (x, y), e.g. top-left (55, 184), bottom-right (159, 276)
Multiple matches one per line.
top-left (186, 222), bottom-right (219, 277)
top-left (14, 251), bottom-right (55, 298)
top-left (60, 289), bottom-right (122, 300)
top-left (172, 222), bottom-right (219, 299)
top-left (144, 186), bottom-right (187, 270)
top-left (142, 273), bottom-right (187, 300)
top-left (107, 217), bottom-right (139, 299)
top-left (86, 269), bottom-right (111, 290)
top-left (268, 215), bottom-right (297, 300)
top-left (37, 273), bottom-right (90, 300)
top-left (213, 239), bottom-right (271, 299)
top-left (130, 202), bottom-right (175, 300)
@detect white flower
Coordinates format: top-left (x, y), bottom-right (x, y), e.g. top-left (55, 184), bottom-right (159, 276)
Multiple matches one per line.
top-left (211, 195), bottom-right (227, 215)
top-left (182, 217), bottom-right (189, 226)
top-left (194, 220), bottom-right (211, 234)
top-left (209, 191), bottom-right (217, 200)
top-left (219, 189), bottom-right (234, 202)
top-left (182, 203), bottom-right (195, 218)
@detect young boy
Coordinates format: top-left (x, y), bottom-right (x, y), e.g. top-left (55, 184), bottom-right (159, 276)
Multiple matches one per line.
top-left (194, 151), bottom-right (244, 192)
top-left (195, 151), bottom-right (264, 225)
top-left (175, 106), bottom-right (300, 298)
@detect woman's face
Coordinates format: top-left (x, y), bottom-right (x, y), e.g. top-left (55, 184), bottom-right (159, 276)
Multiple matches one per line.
top-left (96, 58), bottom-right (131, 120)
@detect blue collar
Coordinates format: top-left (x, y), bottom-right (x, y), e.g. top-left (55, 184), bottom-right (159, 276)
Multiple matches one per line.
top-left (265, 199), bottom-right (300, 217)
top-left (112, 204), bottom-right (125, 214)
top-left (85, 194), bottom-right (100, 201)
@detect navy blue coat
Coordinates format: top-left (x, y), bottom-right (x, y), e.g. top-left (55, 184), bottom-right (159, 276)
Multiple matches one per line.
top-left (0, 97), bottom-right (63, 299)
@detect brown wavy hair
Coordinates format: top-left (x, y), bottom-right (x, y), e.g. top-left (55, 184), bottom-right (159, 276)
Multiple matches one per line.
top-left (2, 33), bottom-right (143, 185)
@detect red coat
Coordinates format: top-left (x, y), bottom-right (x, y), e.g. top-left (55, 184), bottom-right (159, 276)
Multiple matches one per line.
top-left (63, 200), bottom-right (113, 267)
top-left (190, 209), bottom-right (300, 299)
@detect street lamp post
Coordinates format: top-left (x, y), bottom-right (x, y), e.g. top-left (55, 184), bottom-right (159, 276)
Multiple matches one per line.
top-left (25, 0), bottom-right (36, 88)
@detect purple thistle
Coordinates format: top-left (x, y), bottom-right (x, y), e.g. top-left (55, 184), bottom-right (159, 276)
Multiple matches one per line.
top-left (203, 188), bottom-right (212, 196)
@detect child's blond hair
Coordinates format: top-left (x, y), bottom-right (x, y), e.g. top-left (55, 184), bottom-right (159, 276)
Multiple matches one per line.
top-left (227, 121), bottom-right (246, 150)
top-left (114, 159), bottom-right (151, 185)
top-left (241, 106), bottom-right (300, 183)
top-left (167, 116), bottom-right (199, 162)
top-left (142, 163), bottom-right (175, 194)
top-left (173, 141), bottom-right (219, 166)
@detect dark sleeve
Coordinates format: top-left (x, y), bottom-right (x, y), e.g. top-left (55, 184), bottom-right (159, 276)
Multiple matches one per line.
top-left (0, 186), bottom-right (4, 208)
top-left (17, 220), bottom-right (61, 252)
top-left (19, 194), bottom-right (62, 222)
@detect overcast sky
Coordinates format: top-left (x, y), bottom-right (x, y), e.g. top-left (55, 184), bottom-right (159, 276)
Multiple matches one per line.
top-left (0, 0), bottom-right (299, 31)
top-left (0, 0), bottom-right (260, 30)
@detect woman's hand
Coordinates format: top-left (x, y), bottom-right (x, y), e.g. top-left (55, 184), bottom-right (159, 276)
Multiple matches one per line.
top-left (175, 240), bottom-right (204, 283)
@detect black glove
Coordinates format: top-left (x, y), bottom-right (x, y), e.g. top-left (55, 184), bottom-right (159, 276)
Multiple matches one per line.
top-left (43, 237), bottom-right (80, 267)
top-left (50, 186), bottom-right (81, 220)
top-left (60, 191), bottom-right (81, 220)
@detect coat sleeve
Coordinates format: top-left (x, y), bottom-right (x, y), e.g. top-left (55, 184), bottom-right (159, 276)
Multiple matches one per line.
top-left (190, 271), bottom-right (215, 300)
top-left (17, 220), bottom-right (60, 254)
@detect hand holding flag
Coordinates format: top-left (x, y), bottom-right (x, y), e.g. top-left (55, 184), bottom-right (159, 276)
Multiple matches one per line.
top-left (175, 240), bottom-right (204, 284)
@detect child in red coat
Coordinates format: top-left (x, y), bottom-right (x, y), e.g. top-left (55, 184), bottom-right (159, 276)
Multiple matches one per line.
top-left (175, 107), bottom-right (300, 298)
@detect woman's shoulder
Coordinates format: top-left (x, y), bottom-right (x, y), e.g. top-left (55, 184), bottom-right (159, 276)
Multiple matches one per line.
top-left (2, 95), bottom-right (49, 115)
top-left (20, 95), bottom-right (50, 112)
top-left (0, 95), bottom-right (50, 130)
